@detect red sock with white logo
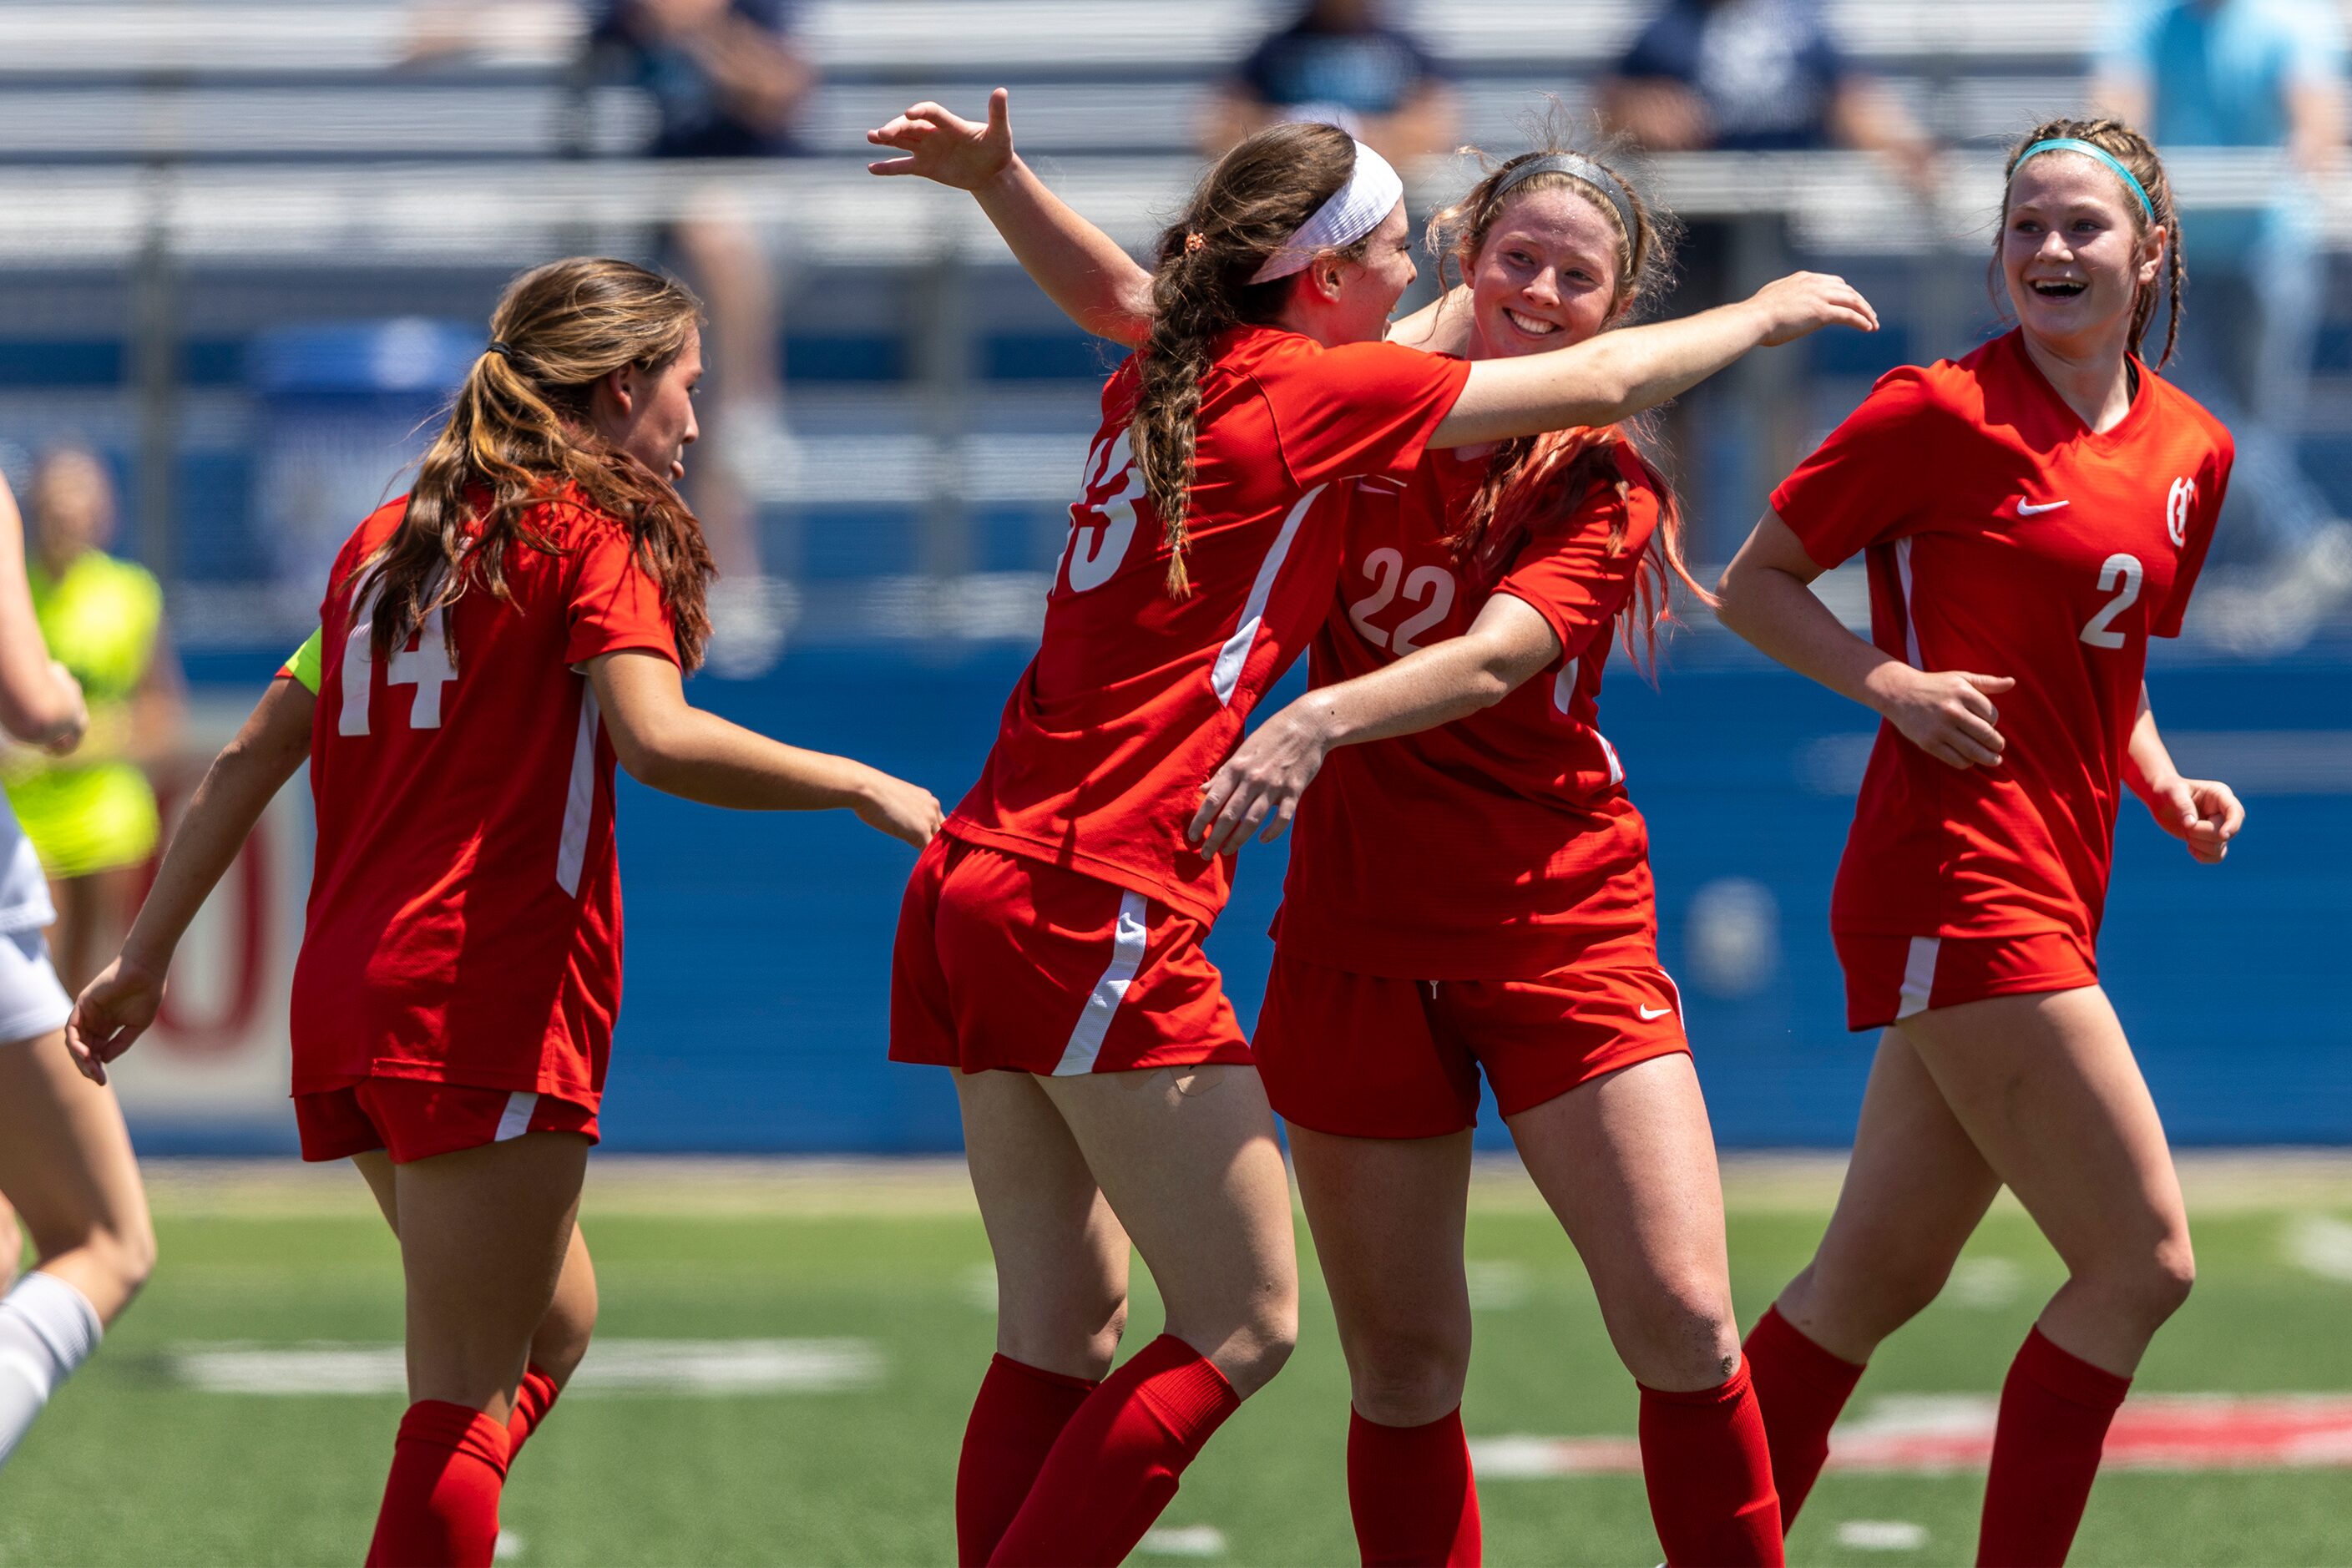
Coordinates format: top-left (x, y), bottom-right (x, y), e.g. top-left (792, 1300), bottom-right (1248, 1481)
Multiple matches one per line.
top-left (956, 1353), bottom-right (1100, 1565)
top-left (365, 1400), bottom-right (510, 1567)
top-left (505, 1364), bottom-right (562, 1459)
top-left (1347, 1406), bottom-right (1481, 1566)
top-left (985, 1334), bottom-right (1240, 1567)
top-left (1637, 1361), bottom-right (1784, 1568)
top-left (1743, 1305), bottom-right (1865, 1529)
top-left (1977, 1328), bottom-right (2130, 1567)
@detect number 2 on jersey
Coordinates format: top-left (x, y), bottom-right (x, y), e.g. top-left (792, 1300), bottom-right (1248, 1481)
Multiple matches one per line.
top-left (2078, 553), bottom-right (2142, 650)
top-left (339, 592), bottom-right (457, 736)
top-left (1347, 549), bottom-right (1457, 655)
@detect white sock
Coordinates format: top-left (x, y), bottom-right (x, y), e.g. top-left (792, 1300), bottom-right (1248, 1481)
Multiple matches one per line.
top-left (0, 1271), bottom-right (102, 1469)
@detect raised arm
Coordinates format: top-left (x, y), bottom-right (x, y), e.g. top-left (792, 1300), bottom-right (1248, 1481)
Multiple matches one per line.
top-left (0, 473), bottom-right (86, 751)
top-left (68, 671), bottom-right (315, 1082)
top-left (2124, 681), bottom-right (2243, 863)
top-left (588, 650), bottom-right (943, 844)
top-left (1431, 274), bottom-right (1878, 448)
top-left (1714, 510), bottom-right (2014, 770)
top-left (1188, 594), bottom-right (1560, 853)
top-left (869, 89), bottom-right (1155, 345)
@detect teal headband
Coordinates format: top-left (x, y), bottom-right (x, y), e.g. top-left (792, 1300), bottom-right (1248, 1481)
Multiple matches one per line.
top-left (2014, 138), bottom-right (2157, 223)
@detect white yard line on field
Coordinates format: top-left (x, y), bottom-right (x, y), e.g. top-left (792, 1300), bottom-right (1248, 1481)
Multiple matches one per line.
top-left (169, 1338), bottom-right (884, 1396)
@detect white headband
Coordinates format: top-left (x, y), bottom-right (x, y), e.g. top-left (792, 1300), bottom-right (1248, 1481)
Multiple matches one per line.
top-left (1249, 139), bottom-right (1405, 286)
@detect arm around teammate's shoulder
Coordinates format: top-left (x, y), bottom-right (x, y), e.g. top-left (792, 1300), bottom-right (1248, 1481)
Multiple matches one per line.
top-left (1431, 273), bottom-right (1878, 448)
top-left (588, 650), bottom-right (943, 847)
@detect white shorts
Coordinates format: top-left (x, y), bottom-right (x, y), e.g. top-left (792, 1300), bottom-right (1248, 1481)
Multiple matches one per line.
top-left (0, 928), bottom-right (72, 1046)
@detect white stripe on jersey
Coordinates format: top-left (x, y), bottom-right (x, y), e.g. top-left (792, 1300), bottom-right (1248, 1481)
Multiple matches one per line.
top-left (1054, 891), bottom-right (1151, 1076)
top-left (1897, 936), bottom-right (1940, 1018)
top-left (1894, 538), bottom-right (1924, 669)
top-left (1211, 483), bottom-right (1326, 706)
top-left (555, 690), bottom-right (600, 896)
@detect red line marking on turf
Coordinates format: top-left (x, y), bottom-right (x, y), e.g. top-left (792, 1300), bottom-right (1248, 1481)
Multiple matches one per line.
top-left (1472, 1395), bottom-right (2352, 1477)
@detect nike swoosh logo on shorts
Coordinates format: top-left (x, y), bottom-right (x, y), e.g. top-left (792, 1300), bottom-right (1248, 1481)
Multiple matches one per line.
top-left (2016, 499), bottom-right (2071, 515)
top-left (1638, 1004), bottom-right (1674, 1019)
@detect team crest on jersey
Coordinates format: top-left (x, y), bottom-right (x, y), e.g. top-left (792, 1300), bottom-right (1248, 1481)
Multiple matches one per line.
top-left (2166, 477), bottom-right (2195, 548)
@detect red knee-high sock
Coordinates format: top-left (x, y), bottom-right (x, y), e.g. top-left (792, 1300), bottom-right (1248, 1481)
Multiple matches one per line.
top-left (1638, 1361), bottom-right (1784, 1568)
top-left (506, 1364), bottom-right (562, 1459)
top-left (1743, 1305), bottom-right (1865, 1530)
top-left (957, 1354), bottom-right (1100, 1565)
top-left (1978, 1328), bottom-right (2131, 1568)
top-left (985, 1334), bottom-right (1240, 1567)
top-left (1347, 1406), bottom-right (1481, 1567)
top-left (365, 1400), bottom-right (511, 1568)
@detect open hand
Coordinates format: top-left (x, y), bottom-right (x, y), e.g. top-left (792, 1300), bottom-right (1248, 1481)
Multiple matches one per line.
top-left (2147, 775), bottom-right (2243, 863)
top-left (65, 953), bottom-right (165, 1085)
top-left (1187, 706), bottom-right (1331, 857)
top-left (867, 88), bottom-right (1015, 190)
top-left (1749, 271), bottom-right (1879, 345)
top-left (1871, 665), bottom-right (2015, 770)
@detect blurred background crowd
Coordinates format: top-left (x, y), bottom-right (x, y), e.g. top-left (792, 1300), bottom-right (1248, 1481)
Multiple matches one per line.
top-left (0, 0), bottom-right (2344, 1156)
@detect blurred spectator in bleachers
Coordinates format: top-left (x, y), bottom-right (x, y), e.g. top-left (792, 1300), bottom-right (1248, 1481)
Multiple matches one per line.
top-left (1200, 0), bottom-right (1456, 166)
top-left (1597, 0), bottom-right (1936, 557)
top-left (589, 0), bottom-right (815, 673)
top-left (5, 446), bottom-right (182, 996)
top-left (2096, 0), bottom-right (2349, 581)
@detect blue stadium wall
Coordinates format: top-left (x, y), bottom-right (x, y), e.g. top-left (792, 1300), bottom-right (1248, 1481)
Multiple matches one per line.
top-left (176, 640), bottom-right (2336, 1153)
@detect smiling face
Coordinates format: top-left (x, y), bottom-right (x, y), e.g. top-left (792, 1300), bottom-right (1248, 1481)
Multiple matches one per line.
top-left (1464, 182), bottom-right (1628, 362)
top-left (591, 323), bottom-right (703, 483)
top-left (2001, 153), bottom-right (2163, 361)
top-left (1309, 200), bottom-right (1419, 345)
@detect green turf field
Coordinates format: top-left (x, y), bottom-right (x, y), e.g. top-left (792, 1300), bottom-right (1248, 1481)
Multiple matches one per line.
top-left (2, 1157), bottom-right (2348, 1566)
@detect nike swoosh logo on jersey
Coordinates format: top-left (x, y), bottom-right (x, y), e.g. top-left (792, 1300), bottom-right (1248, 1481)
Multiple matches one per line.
top-left (2016, 499), bottom-right (2071, 515)
top-left (1638, 1004), bottom-right (1674, 1019)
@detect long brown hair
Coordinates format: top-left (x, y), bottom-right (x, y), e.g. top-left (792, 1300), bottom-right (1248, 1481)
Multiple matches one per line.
top-left (1995, 117), bottom-right (2186, 371)
top-left (1131, 122), bottom-right (1368, 598)
top-left (352, 257), bottom-right (715, 671)
top-left (1430, 141), bottom-right (1708, 675)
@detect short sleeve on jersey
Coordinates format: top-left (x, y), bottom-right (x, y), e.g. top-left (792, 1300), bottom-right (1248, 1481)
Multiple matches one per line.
top-left (1491, 449), bottom-right (1661, 666)
top-left (281, 628), bottom-right (324, 694)
top-left (562, 513), bottom-right (680, 669)
top-left (1259, 341), bottom-right (1471, 493)
top-left (1772, 367), bottom-right (1950, 570)
top-left (2152, 431), bottom-right (2234, 638)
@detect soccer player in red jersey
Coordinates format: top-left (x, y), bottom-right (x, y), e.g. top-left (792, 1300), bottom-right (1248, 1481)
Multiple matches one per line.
top-left (67, 258), bottom-right (943, 1568)
top-left (0, 470), bottom-right (149, 1476)
top-left (870, 93), bottom-right (1871, 1566)
top-left (1187, 144), bottom-right (1779, 1568)
top-left (1713, 119), bottom-right (2241, 1566)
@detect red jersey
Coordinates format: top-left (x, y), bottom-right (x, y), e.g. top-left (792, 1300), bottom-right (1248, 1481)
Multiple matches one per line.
top-left (1772, 329), bottom-right (2232, 943)
top-left (1274, 439), bottom-right (1664, 979)
top-left (944, 326), bottom-right (1471, 923)
top-left (289, 493), bottom-right (680, 1105)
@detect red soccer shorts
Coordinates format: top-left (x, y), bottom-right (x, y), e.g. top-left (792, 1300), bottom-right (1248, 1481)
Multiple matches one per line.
top-left (1835, 929), bottom-right (2099, 1031)
top-left (890, 835), bottom-right (1251, 1077)
top-left (295, 1077), bottom-right (599, 1164)
top-left (1253, 948), bottom-right (1689, 1140)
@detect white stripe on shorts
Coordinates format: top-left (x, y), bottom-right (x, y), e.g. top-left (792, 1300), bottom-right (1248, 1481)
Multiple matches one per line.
top-left (1053, 891), bottom-right (1151, 1076)
top-left (495, 1091), bottom-right (539, 1142)
top-left (1896, 937), bottom-right (1941, 1019)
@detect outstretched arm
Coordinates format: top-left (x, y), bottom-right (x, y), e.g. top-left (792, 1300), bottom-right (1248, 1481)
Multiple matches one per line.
top-left (68, 672), bottom-right (315, 1082)
top-left (1715, 511), bottom-right (2014, 771)
top-left (589, 650), bottom-right (943, 844)
top-left (2125, 682), bottom-right (2243, 863)
top-left (1432, 273), bottom-right (1878, 448)
top-left (1188, 595), bottom-right (1561, 854)
top-left (870, 89), bottom-right (1155, 344)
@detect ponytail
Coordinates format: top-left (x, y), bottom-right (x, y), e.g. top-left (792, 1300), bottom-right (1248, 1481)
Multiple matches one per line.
top-left (356, 257), bottom-right (716, 671)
